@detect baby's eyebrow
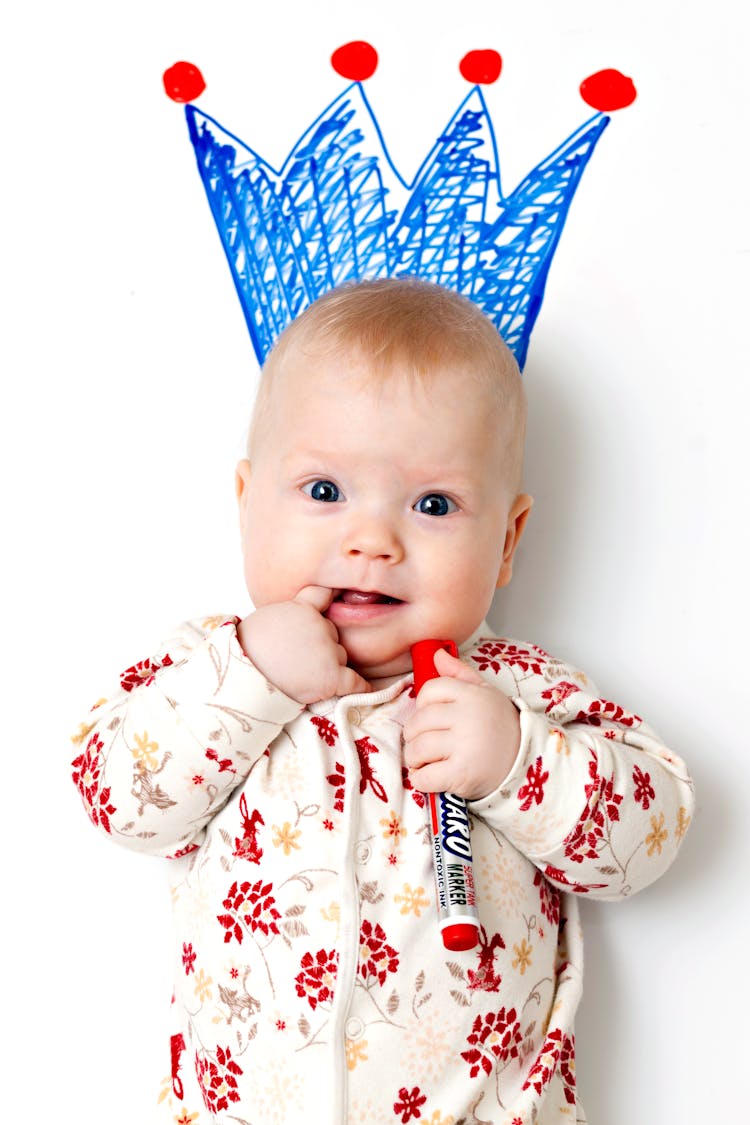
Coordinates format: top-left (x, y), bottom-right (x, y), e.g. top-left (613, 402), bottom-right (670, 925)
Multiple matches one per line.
top-left (280, 450), bottom-right (339, 471)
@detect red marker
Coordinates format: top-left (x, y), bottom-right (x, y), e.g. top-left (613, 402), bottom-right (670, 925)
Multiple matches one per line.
top-left (411, 640), bottom-right (480, 952)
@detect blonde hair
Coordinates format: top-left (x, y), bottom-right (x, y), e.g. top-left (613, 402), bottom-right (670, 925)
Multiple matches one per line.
top-left (248, 277), bottom-right (527, 487)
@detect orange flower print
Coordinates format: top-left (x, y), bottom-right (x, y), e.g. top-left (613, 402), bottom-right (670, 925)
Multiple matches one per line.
top-left (675, 806), bottom-right (691, 840)
top-left (394, 884), bottom-right (430, 917)
top-left (345, 1037), bottom-right (369, 1070)
top-left (645, 812), bottom-right (668, 856)
top-left (512, 939), bottom-right (533, 975)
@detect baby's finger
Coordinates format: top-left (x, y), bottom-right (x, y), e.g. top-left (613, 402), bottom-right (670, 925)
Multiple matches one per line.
top-left (325, 618), bottom-right (341, 642)
top-left (403, 703), bottom-right (453, 743)
top-left (403, 729), bottom-right (451, 770)
top-left (432, 647), bottom-right (485, 686)
top-left (337, 665), bottom-right (373, 696)
top-left (294, 585), bottom-right (338, 613)
top-left (412, 675), bottom-right (470, 708)
top-left (407, 760), bottom-right (455, 795)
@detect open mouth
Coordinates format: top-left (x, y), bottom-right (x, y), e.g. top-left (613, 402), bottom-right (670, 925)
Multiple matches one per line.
top-left (333, 589), bottom-right (403, 606)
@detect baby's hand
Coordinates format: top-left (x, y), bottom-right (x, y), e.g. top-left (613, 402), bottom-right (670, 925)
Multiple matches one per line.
top-left (237, 586), bottom-right (371, 704)
top-left (403, 648), bottom-right (521, 800)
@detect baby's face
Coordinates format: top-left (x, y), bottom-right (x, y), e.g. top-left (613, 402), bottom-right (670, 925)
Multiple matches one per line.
top-left (237, 349), bottom-right (530, 680)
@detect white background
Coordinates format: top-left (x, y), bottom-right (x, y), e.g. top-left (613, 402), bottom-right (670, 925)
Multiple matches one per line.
top-left (3, 0), bottom-right (748, 1120)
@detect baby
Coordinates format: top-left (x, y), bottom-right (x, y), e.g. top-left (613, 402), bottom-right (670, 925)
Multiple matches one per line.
top-left (72, 278), bottom-right (694, 1125)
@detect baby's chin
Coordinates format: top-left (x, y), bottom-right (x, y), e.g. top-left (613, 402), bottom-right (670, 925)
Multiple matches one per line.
top-left (348, 647), bottom-right (415, 686)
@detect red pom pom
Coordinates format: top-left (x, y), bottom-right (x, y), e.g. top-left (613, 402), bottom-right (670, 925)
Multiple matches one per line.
top-left (459, 49), bottom-right (502, 85)
top-left (331, 41), bottom-right (378, 82)
top-left (580, 69), bottom-right (637, 112)
top-left (163, 61), bottom-right (206, 104)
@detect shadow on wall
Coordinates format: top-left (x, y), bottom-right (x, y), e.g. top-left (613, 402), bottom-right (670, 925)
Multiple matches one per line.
top-left (488, 349), bottom-right (719, 1121)
top-left (488, 350), bottom-right (587, 641)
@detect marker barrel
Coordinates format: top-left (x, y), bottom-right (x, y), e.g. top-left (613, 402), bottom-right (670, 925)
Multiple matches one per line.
top-left (411, 640), bottom-right (480, 952)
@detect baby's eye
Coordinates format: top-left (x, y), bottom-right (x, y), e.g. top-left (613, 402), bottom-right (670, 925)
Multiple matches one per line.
top-left (302, 479), bottom-right (342, 503)
top-left (414, 493), bottom-right (457, 517)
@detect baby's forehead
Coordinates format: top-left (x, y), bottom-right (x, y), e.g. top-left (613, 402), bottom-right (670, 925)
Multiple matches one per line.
top-left (253, 319), bottom-right (526, 485)
top-left (273, 335), bottom-right (498, 397)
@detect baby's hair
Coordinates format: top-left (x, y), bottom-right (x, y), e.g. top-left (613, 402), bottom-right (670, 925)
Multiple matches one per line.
top-left (248, 277), bottom-right (527, 489)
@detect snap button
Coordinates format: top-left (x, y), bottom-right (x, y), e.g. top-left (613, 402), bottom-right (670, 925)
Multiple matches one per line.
top-left (347, 707), bottom-right (361, 725)
top-left (354, 841), bottom-right (371, 864)
top-left (345, 1016), bottom-right (364, 1040)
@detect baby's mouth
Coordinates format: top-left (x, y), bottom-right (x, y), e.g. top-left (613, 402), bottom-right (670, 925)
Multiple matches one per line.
top-left (334, 589), bottom-right (403, 606)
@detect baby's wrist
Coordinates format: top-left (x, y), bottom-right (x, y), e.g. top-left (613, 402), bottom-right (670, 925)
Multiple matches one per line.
top-left (236, 612), bottom-right (290, 692)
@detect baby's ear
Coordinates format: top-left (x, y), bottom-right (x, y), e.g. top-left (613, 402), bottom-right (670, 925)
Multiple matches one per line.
top-left (235, 460), bottom-right (252, 531)
top-left (496, 493), bottom-right (533, 589)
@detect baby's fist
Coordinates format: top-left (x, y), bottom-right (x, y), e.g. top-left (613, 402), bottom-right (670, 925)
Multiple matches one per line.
top-left (403, 648), bottom-right (521, 800)
top-left (237, 587), bottom-right (371, 703)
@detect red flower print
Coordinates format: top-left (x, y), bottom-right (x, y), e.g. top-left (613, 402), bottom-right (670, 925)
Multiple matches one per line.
top-left (632, 765), bottom-right (655, 810)
top-left (295, 948), bottom-right (338, 1010)
top-left (401, 766), bottom-right (426, 808)
top-left (517, 756), bottom-right (549, 812)
top-left (170, 1032), bottom-right (186, 1099)
top-left (562, 752), bottom-right (624, 864)
top-left (573, 697), bottom-right (640, 728)
top-left (233, 793), bottom-right (264, 863)
top-left (205, 747), bottom-right (236, 774)
top-left (327, 761), bottom-right (346, 812)
top-left (182, 942), bottom-right (196, 975)
top-left (168, 842), bottom-right (199, 860)
top-left (559, 1033), bottom-right (576, 1104)
top-left (541, 680), bottom-right (580, 713)
top-left (194, 1045), bottom-right (243, 1114)
top-left (393, 1086), bottom-right (427, 1123)
top-left (360, 920), bottom-right (399, 986)
top-left (543, 865), bottom-right (607, 893)
top-left (534, 870), bottom-right (561, 926)
top-left (119, 654), bottom-right (173, 693)
top-left (217, 879), bottom-right (281, 944)
top-left (71, 734), bottom-right (117, 833)
top-left (523, 1029), bottom-right (576, 1105)
top-left (461, 1008), bottom-right (522, 1078)
top-left (311, 716), bottom-right (338, 745)
top-left (355, 737), bottom-right (388, 803)
top-left (472, 640), bottom-right (549, 676)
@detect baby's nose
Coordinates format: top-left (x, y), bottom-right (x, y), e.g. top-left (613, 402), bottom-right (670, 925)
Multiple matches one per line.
top-left (342, 516), bottom-right (404, 563)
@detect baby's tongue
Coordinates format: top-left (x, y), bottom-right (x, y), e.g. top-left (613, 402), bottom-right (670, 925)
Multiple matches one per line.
top-left (340, 590), bottom-right (383, 604)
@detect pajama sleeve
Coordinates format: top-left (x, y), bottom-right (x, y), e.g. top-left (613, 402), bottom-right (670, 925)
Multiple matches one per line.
top-left (466, 641), bottom-right (695, 900)
top-left (70, 616), bottom-right (303, 858)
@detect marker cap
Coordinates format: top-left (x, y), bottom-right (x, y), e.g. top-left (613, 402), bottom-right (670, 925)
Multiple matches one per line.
top-left (442, 923), bottom-right (480, 952)
top-left (411, 639), bottom-right (459, 690)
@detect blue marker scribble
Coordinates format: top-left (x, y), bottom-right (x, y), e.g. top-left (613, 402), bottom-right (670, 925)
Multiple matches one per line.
top-left (186, 82), bottom-right (609, 369)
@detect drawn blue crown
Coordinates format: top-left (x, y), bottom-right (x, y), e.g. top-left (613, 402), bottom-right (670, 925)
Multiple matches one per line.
top-left (172, 49), bottom-right (634, 369)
